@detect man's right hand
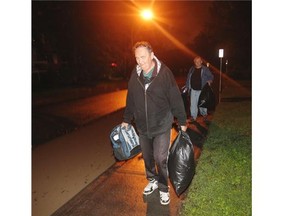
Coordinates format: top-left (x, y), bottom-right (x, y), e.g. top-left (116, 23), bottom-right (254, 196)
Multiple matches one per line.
top-left (121, 122), bottom-right (129, 129)
top-left (180, 125), bottom-right (187, 132)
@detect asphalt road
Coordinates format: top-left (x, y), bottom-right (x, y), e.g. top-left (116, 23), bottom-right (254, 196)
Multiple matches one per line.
top-left (32, 80), bottom-right (129, 147)
top-left (32, 77), bottom-right (187, 148)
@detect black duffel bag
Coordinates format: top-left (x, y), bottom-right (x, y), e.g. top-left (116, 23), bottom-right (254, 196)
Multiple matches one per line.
top-left (198, 83), bottom-right (216, 110)
top-left (168, 130), bottom-right (195, 196)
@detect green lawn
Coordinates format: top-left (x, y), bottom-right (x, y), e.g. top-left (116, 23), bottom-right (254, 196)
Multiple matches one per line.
top-left (180, 100), bottom-right (252, 216)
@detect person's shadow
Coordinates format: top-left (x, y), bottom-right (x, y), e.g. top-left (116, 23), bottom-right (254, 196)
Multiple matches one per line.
top-left (185, 126), bottom-right (206, 149)
top-left (143, 191), bottom-right (170, 216)
top-left (189, 121), bottom-right (208, 138)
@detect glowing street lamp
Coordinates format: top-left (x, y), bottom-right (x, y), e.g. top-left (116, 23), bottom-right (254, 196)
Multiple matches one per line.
top-left (218, 49), bottom-right (224, 103)
top-left (141, 9), bottom-right (153, 20)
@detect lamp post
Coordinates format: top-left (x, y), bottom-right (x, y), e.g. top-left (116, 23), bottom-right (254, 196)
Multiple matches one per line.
top-left (218, 49), bottom-right (224, 103)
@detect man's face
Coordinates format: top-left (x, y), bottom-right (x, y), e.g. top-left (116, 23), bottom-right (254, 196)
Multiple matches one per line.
top-left (194, 58), bottom-right (202, 68)
top-left (135, 46), bottom-right (154, 73)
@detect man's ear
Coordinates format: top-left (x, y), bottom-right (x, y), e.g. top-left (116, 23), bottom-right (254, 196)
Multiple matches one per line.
top-left (151, 52), bottom-right (154, 59)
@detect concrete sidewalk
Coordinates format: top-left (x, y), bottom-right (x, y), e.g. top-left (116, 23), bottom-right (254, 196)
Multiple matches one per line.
top-left (52, 152), bottom-right (182, 216)
top-left (33, 107), bottom-right (206, 216)
top-left (51, 123), bottom-right (205, 216)
top-left (32, 111), bottom-right (122, 216)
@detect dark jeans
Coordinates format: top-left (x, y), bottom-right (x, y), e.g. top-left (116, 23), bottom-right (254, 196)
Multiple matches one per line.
top-left (139, 129), bottom-right (171, 192)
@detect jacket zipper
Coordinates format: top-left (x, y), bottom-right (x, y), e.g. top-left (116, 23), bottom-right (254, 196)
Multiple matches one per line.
top-left (144, 89), bottom-right (149, 136)
top-left (137, 74), bottom-right (158, 137)
top-left (137, 77), bottom-right (149, 135)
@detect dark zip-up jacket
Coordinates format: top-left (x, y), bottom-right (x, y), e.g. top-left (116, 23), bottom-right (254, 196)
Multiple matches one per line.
top-left (123, 56), bottom-right (187, 137)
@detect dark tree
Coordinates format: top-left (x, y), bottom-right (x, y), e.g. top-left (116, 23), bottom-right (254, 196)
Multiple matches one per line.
top-left (191, 1), bottom-right (251, 79)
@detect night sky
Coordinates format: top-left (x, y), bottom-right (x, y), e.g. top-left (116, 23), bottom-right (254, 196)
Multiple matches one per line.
top-left (32, 1), bottom-right (252, 83)
top-left (32, 1), bottom-right (212, 52)
top-left (32, 1), bottom-right (227, 84)
top-left (79, 1), bottom-right (212, 44)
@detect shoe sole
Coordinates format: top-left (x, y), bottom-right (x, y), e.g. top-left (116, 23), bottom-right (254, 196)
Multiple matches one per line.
top-left (160, 200), bottom-right (170, 205)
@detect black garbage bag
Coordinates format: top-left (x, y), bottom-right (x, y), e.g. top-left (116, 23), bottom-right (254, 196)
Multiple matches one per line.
top-left (168, 130), bottom-right (195, 196)
top-left (109, 124), bottom-right (141, 161)
top-left (198, 83), bottom-right (215, 110)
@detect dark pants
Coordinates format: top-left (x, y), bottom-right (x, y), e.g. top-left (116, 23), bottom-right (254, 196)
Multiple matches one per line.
top-left (139, 130), bottom-right (171, 192)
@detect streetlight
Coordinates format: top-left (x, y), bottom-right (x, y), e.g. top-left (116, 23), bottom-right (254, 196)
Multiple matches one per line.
top-left (218, 49), bottom-right (224, 103)
top-left (141, 9), bottom-right (153, 20)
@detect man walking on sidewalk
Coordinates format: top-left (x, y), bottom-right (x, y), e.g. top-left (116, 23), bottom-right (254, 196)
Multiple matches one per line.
top-left (122, 41), bottom-right (187, 205)
top-left (185, 56), bottom-right (214, 122)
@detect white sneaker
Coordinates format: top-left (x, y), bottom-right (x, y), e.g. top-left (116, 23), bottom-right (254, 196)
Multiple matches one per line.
top-left (159, 191), bottom-right (170, 205)
top-left (143, 179), bottom-right (158, 195)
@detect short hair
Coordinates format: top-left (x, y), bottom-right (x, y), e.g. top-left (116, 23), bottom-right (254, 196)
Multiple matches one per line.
top-left (132, 41), bottom-right (153, 53)
top-left (194, 56), bottom-right (202, 61)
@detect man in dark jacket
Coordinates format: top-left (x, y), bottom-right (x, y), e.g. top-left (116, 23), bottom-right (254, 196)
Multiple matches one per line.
top-left (122, 41), bottom-right (187, 205)
top-left (185, 56), bottom-right (214, 121)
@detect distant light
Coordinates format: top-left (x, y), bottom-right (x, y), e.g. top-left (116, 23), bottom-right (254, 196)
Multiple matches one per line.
top-left (141, 9), bottom-right (153, 20)
top-left (111, 62), bottom-right (117, 67)
top-left (219, 49), bottom-right (224, 58)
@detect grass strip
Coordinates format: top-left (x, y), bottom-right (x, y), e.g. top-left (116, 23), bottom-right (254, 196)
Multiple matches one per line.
top-left (180, 101), bottom-right (252, 216)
